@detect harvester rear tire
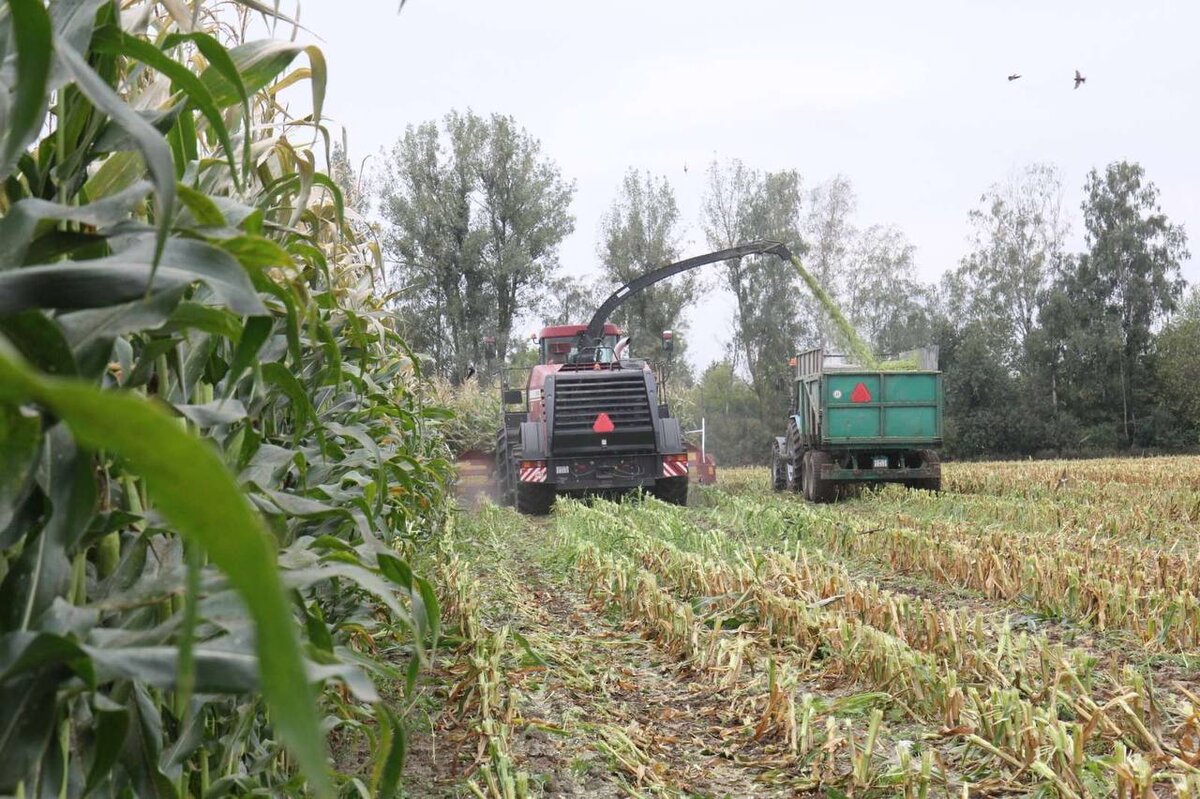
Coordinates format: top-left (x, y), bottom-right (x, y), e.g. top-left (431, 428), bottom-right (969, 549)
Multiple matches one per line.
top-left (653, 476), bottom-right (689, 506)
top-left (806, 451), bottom-right (837, 503)
top-left (516, 481), bottom-right (555, 515)
top-left (495, 429), bottom-right (516, 507)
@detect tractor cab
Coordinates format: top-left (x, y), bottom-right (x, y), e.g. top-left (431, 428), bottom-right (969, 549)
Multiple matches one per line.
top-left (536, 324), bottom-right (622, 365)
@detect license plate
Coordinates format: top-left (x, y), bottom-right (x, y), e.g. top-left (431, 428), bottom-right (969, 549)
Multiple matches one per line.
top-left (556, 465), bottom-right (569, 475)
top-left (872, 456), bottom-right (888, 469)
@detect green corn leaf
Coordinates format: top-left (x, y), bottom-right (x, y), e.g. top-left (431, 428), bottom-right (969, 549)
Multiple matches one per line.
top-left (0, 181), bottom-right (152, 270)
top-left (373, 704), bottom-right (407, 799)
top-left (261, 362), bottom-right (315, 430)
top-left (0, 631), bottom-right (91, 684)
top-left (219, 234), bottom-right (295, 271)
top-left (415, 575), bottom-right (441, 649)
top-left (48, 0), bottom-right (108, 63)
top-left (0, 403), bottom-right (41, 532)
top-left (0, 672), bottom-right (59, 794)
top-left (90, 26), bottom-right (242, 189)
top-left (176, 182), bottom-right (227, 227)
top-left (0, 341), bottom-right (332, 798)
top-left (200, 40), bottom-right (326, 127)
top-left (56, 38), bottom-right (175, 268)
top-left (84, 695), bottom-right (130, 795)
top-left (161, 31), bottom-right (252, 173)
top-left (83, 151), bottom-right (147, 201)
top-left (165, 302), bottom-right (243, 341)
top-left (0, 0), bottom-right (52, 180)
top-left (0, 310), bottom-right (77, 378)
top-left (57, 287), bottom-right (189, 379)
top-left (224, 315), bottom-right (273, 398)
top-left (0, 426), bottom-right (94, 633)
top-left (85, 645), bottom-right (259, 693)
top-left (0, 237), bottom-right (266, 317)
top-left (173, 399), bottom-right (248, 428)
top-left (121, 681), bottom-right (176, 799)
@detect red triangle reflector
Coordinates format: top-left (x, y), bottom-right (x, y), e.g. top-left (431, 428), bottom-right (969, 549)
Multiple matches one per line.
top-left (593, 412), bottom-right (615, 433)
top-left (850, 382), bottom-right (872, 403)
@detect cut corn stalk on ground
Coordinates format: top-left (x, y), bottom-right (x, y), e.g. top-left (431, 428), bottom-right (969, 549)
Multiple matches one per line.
top-left (372, 456), bottom-right (1200, 797)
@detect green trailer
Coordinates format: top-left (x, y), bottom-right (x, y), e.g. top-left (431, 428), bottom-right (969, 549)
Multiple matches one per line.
top-left (771, 347), bottom-right (943, 502)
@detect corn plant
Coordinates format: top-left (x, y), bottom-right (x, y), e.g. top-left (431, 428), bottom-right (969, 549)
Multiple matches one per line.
top-left (0, 1), bottom-right (451, 796)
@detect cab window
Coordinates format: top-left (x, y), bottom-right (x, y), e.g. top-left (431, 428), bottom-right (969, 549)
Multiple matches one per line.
top-left (540, 335), bottom-right (619, 364)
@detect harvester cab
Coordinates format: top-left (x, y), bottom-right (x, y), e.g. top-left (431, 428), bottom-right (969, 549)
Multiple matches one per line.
top-left (478, 239), bottom-right (795, 515)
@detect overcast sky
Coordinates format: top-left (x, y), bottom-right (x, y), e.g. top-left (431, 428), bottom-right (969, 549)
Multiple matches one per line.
top-left (291, 0), bottom-right (1199, 369)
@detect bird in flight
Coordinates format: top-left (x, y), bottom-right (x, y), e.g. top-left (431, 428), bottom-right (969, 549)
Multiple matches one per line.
top-left (1074, 70), bottom-right (1086, 89)
top-left (1007, 73), bottom-right (1021, 81)
top-left (683, 162), bottom-right (689, 174)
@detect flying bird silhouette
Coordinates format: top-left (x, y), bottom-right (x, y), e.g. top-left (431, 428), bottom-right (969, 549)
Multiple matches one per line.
top-left (683, 162), bottom-right (689, 174)
top-left (1074, 70), bottom-right (1086, 89)
top-left (1007, 73), bottom-right (1021, 81)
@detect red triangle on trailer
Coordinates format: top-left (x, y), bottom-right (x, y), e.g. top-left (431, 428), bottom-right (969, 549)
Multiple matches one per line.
top-left (850, 382), bottom-right (872, 403)
top-left (593, 412), bottom-right (615, 433)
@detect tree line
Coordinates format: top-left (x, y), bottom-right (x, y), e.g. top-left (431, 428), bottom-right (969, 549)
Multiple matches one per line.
top-left (370, 109), bottom-right (1197, 463)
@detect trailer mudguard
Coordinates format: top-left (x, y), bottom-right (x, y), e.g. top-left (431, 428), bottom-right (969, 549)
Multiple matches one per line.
top-left (518, 421), bottom-right (550, 461)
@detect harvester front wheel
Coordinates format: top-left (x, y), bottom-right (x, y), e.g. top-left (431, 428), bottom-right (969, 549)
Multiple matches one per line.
top-left (516, 481), bottom-right (555, 515)
top-left (653, 476), bottom-right (689, 506)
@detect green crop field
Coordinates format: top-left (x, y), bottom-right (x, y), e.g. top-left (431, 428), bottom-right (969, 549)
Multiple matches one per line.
top-left (398, 457), bottom-right (1200, 797)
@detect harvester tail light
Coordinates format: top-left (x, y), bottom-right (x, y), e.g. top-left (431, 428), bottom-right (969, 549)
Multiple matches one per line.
top-left (519, 460), bottom-right (547, 483)
top-left (592, 412), bottom-right (615, 433)
top-left (663, 452), bottom-right (688, 478)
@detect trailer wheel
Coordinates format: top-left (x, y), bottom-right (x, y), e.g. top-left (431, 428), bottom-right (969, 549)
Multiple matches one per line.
top-left (801, 452), bottom-right (814, 501)
top-left (653, 476), bottom-right (689, 506)
top-left (913, 449), bottom-right (941, 492)
top-left (806, 451), bottom-right (837, 503)
top-left (516, 481), bottom-right (555, 515)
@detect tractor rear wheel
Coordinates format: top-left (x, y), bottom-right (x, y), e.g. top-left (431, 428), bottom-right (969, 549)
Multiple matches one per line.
top-left (653, 476), bottom-right (689, 506)
top-left (806, 450), bottom-right (837, 503)
top-left (787, 419), bottom-right (805, 493)
top-left (516, 481), bottom-right (555, 515)
top-left (771, 447), bottom-right (787, 492)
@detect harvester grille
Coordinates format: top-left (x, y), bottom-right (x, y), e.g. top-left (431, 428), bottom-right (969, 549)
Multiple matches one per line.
top-left (550, 372), bottom-right (654, 453)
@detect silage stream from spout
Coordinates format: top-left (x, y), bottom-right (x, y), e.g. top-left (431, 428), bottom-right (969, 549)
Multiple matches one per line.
top-left (787, 254), bottom-right (879, 369)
